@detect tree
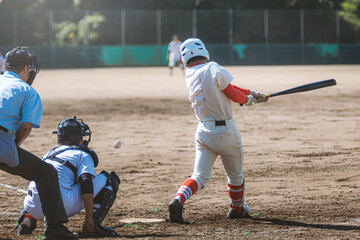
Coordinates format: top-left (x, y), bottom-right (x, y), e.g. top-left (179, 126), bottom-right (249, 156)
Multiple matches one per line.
top-left (339, 0), bottom-right (360, 29)
top-left (54, 12), bottom-right (105, 46)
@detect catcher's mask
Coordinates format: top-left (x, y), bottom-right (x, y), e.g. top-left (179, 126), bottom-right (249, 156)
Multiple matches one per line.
top-left (5, 46), bottom-right (40, 86)
top-left (27, 50), bottom-right (40, 86)
top-left (52, 116), bottom-right (91, 146)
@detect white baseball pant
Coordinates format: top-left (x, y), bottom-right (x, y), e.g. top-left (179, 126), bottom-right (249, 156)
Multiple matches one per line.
top-left (169, 52), bottom-right (182, 68)
top-left (24, 173), bottom-right (108, 220)
top-left (191, 118), bottom-right (244, 189)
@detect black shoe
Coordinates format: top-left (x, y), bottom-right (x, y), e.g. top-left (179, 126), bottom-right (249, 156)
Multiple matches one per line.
top-left (44, 224), bottom-right (78, 240)
top-left (227, 203), bottom-right (251, 219)
top-left (16, 223), bottom-right (32, 235)
top-left (169, 199), bottom-right (184, 224)
top-left (93, 224), bottom-right (119, 237)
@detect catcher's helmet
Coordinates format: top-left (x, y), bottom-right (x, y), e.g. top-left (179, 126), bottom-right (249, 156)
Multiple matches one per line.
top-left (5, 47), bottom-right (40, 85)
top-left (180, 38), bottom-right (209, 66)
top-left (52, 116), bottom-right (91, 146)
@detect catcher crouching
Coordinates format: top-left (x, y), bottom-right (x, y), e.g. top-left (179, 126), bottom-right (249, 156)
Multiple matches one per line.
top-left (15, 116), bottom-right (120, 238)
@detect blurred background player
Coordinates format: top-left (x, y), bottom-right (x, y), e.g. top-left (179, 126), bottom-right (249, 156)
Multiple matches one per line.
top-left (168, 38), bottom-right (268, 223)
top-left (0, 47), bottom-right (77, 239)
top-left (15, 117), bottom-right (120, 238)
top-left (166, 35), bottom-right (184, 75)
top-left (0, 50), bottom-right (5, 74)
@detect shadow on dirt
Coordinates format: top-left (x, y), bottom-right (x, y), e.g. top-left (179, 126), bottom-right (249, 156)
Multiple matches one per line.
top-left (78, 233), bottom-right (180, 239)
top-left (251, 217), bottom-right (360, 231)
top-left (119, 233), bottom-right (181, 238)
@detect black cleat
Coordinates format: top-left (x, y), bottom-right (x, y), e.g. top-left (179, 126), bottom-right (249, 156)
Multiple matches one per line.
top-left (169, 199), bottom-right (184, 224)
top-left (227, 203), bottom-right (251, 219)
top-left (44, 224), bottom-right (78, 240)
top-left (93, 224), bottom-right (119, 237)
top-left (16, 223), bottom-right (33, 235)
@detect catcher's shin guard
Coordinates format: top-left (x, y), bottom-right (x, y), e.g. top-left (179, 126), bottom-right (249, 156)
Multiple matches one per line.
top-left (92, 188), bottom-right (119, 237)
top-left (100, 170), bottom-right (120, 194)
top-left (93, 188), bottom-right (116, 225)
top-left (14, 210), bottom-right (37, 235)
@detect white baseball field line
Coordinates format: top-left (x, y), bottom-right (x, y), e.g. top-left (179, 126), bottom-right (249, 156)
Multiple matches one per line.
top-left (0, 183), bottom-right (27, 194)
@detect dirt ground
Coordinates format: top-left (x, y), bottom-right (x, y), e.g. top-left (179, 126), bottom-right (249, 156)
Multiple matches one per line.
top-left (0, 65), bottom-right (359, 239)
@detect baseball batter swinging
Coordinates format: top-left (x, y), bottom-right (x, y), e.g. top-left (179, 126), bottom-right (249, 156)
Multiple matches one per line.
top-left (15, 117), bottom-right (120, 237)
top-left (168, 38), bottom-right (268, 223)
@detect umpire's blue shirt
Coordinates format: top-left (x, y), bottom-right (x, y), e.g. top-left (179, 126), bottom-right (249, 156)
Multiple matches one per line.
top-left (0, 71), bottom-right (42, 132)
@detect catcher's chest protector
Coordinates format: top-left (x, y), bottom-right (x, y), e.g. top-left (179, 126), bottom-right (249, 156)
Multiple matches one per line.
top-left (46, 145), bottom-right (99, 182)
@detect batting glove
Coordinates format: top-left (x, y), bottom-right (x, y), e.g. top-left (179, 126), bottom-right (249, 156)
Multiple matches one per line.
top-left (242, 95), bottom-right (257, 106)
top-left (250, 90), bottom-right (268, 103)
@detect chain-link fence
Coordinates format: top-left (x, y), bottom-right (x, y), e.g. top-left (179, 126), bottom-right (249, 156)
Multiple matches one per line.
top-left (1, 9), bottom-right (359, 67)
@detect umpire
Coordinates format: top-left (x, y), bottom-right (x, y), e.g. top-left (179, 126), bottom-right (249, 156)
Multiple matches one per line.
top-left (0, 47), bottom-right (78, 240)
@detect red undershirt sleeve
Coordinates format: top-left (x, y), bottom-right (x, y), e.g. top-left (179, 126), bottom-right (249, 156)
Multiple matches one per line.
top-left (223, 84), bottom-right (250, 104)
top-left (232, 84), bottom-right (251, 95)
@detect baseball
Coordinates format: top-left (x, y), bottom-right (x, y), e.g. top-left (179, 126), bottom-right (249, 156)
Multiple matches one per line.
top-left (113, 141), bottom-right (121, 148)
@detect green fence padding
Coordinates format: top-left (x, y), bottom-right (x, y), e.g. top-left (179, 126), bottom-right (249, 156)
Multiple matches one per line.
top-left (232, 45), bottom-right (246, 59)
top-left (1, 43), bottom-right (359, 68)
top-left (100, 45), bottom-right (164, 66)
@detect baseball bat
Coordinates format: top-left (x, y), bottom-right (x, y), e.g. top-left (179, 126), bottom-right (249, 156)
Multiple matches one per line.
top-left (266, 79), bottom-right (336, 98)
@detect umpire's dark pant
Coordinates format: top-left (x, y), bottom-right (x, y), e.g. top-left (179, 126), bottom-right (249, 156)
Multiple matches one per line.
top-left (0, 147), bottom-right (68, 225)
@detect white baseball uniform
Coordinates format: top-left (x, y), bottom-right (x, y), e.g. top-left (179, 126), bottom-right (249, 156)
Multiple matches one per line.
top-left (186, 61), bottom-right (244, 189)
top-left (168, 40), bottom-right (183, 68)
top-left (23, 145), bottom-right (108, 220)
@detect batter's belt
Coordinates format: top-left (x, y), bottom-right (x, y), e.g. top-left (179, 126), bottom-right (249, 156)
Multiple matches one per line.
top-left (214, 120), bottom-right (226, 126)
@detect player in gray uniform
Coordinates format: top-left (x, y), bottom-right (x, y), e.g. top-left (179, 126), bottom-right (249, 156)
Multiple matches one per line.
top-left (15, 117), bottom-right (120, 238)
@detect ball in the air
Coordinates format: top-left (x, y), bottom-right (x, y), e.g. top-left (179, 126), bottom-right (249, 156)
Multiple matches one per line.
top-left (113, 141), bottom-right (121, 148)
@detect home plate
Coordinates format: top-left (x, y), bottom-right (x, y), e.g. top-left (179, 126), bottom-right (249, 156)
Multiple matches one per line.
top-left (120, 218), bottom-right (165, 224)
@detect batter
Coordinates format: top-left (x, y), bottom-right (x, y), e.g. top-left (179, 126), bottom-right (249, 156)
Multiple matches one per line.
top-left (168, 38), bottom-right (268, 223)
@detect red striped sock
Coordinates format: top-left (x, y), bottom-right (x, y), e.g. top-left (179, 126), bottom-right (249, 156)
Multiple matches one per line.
top-left (228, 183), bottom-right (244, 213)
top-left (174, 178), bottom-right (198, 206)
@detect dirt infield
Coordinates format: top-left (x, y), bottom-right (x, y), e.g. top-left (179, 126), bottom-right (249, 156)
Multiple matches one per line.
top-left (0, 65), bottom-right (359, 239)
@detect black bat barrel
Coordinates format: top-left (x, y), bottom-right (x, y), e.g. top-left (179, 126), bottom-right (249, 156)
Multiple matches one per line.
top-left (270, 79), bottom-right (336, 97)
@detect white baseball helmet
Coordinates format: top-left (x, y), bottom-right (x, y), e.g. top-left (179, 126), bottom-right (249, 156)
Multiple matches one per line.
top-left (180, 38), bottom-right (210, 66)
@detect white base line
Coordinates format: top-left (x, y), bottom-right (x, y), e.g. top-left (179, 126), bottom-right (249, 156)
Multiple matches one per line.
top-left (120, 218), bottom-right (165, 224)
top-left (339, 218), bottom-right (360, 225)
top-left (0, 183), bottom-right (27, 194)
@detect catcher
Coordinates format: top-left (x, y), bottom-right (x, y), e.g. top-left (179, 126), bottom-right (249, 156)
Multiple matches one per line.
top-left (15, 117), bottom-right (120, 237)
